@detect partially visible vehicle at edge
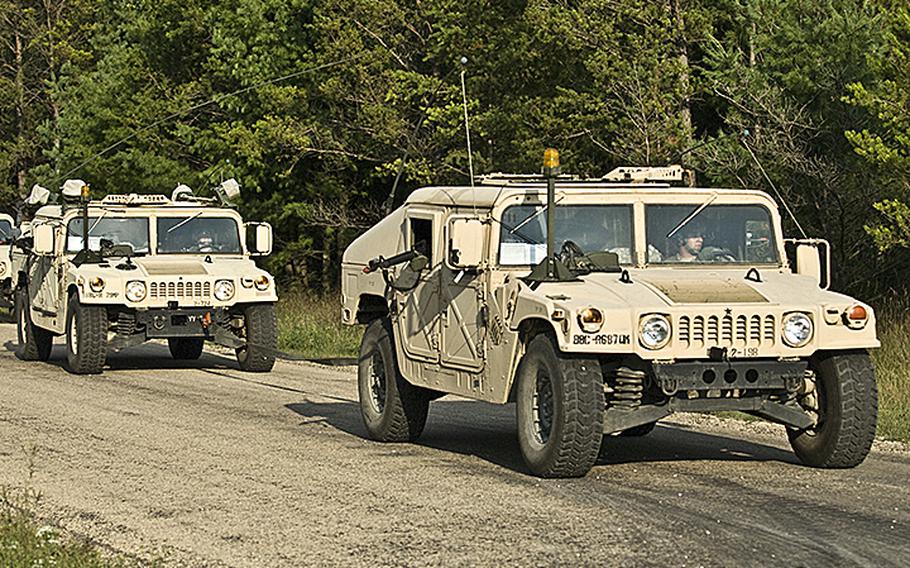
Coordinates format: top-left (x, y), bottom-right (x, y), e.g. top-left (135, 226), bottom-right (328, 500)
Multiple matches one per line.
top-left (341, 154), bottom-right (879, 478)
top-left (0, 212), bottom-right (15, 308)
top-left (15, 179), bottom-right (278, 374)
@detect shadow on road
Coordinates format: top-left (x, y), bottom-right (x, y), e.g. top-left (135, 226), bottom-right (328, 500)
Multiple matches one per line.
top-left (3, 339), bottom-right (241, 372)
top-left (286, 398), bottom-right (799, 474)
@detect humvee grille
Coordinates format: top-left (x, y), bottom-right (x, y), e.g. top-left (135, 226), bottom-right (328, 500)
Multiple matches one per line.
top-left (149, 281), bottom-right (212, 300)
top-left (677, 313), bottom-right (777, 348)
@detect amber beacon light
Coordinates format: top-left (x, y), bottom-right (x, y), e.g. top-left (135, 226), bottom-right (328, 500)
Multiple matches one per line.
top-left (543, 148), bottom-right (560, 169)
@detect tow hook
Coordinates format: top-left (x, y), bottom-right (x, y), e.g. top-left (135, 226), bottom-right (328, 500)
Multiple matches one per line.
top-left (202, 311), bottom-right (212, 329)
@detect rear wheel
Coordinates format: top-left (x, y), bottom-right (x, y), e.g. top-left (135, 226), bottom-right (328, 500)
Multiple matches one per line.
top-left (65, 294), bottom-right (108, 374)
top-left (357, 318), bottom-right (429, 442)
top-left (788, 351), bottom-right (877, 468)
top-left (15, 285), bottom-right (52, 361)
top-left (516, 335), bottom-right (604, 478)
top-left (168, 337), bottom-right (204, 360)
top-left (236, 304), bottom-right (277, 372)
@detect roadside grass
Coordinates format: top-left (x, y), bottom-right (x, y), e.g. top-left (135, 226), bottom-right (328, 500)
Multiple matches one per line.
top-left (277, 291), bottom-right (361, 360)
top-left (872, 302), bottom-right (910, 442)
top-left (1, 485), bottom-right (135, 567)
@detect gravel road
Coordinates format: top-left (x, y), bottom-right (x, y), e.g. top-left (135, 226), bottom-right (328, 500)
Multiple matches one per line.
top-left (0, 322), bottom-right (908, 567)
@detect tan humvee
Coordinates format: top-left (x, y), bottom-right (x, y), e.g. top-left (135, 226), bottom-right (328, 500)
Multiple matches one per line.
top-left (16, 180), bottom-right (278, 374)
top-left (0, 213), bottom-right (14, 308)
top-left (341, 163), bottom-right (879, 478)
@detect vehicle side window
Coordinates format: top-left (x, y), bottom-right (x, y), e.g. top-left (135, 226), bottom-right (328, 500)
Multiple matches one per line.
top-left (410, 218), bottom-right (433, 265)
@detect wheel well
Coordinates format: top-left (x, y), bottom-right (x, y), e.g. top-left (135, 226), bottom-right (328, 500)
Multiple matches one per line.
top-left (356, 294), bottom-right (389, 324)
top-left (66, 283), bottom-right (79, 299)
top-left (506, 317), bottom-right (559, 402)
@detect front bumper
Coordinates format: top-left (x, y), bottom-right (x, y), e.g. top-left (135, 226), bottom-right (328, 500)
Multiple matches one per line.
top-left (135, 307), bottom-right (229, 338)
top-left (652, 359), bottom-right (807, 396)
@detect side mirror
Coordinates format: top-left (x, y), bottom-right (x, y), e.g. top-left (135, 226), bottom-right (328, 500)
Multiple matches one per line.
top-left (789, 239), bottom-right (830, 289)
top-left (246, 222), bottom-right (273, 256)
top-left (33, 224), bottom-right (56, 255)
top-left (447, 217), bottom-right (485, 269)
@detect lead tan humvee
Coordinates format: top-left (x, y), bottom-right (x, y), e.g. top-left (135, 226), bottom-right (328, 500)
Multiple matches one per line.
top-left (341, 162), bottom-right (879, 478)
top-left (16, 180), bottom-right (278, 374)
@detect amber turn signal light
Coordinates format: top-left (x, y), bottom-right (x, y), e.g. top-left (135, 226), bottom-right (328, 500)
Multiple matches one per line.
top-left (847, 305), bottom-right (868, 321)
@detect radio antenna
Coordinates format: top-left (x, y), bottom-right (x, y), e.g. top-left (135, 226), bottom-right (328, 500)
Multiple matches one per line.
top-left (459, 57), bottom-right (475, 189)
top-left (740, 131), bottom-right (808, 239)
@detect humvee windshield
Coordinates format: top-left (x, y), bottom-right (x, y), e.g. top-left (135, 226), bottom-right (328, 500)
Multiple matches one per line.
top-left (0, 219), bottom-right (12, 244)
top-left (157, 216), bottom-right (241, 254)
top-left (646, 204), bottom-right (779, 264)
top-left (499, 204), bottom-right (633, 265)
top-left (67, 217), bottom-right (150, 254)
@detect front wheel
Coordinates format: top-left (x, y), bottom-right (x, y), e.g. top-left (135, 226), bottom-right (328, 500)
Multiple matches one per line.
top-left (65, 294), bottom-right (108, 374)
top-left (516, 335), bottom-right (604, 478)
top-left (357, 318), bottom-right (429, 442)
top-left (788, 351), bottom-right (877, 468)
top-left (15, 285), bottom-right (52, 361)
top-left (236, 304), bottom-right (277, 372)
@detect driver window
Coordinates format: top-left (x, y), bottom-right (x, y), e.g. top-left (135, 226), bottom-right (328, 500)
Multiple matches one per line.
top-left (410, 218), bottom-right (433, 266)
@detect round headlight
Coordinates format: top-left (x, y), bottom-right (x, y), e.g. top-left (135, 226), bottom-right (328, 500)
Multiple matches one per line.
top-left (0, 261), bottom-right (7, 276)
top-left (125, 281), bottom-right (147, 302)
top-left (577, 307), bottom-right (604, 333)
top-left (782, 312), bottom-right (813, 347)
top-left (214, 279), bottom-right (235, 301)
top-left (640, 314), bottom-right (671, 350)
top-left (89, 276), bottom-right (105, 293)
top-left (254, 274), bottom-right (270, 291)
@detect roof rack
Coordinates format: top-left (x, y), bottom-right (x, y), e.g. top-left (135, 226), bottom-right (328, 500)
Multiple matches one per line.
top-left (601, 165), bottom-right (693, 185)
top-left (477, 173), bottom-right (579, 186)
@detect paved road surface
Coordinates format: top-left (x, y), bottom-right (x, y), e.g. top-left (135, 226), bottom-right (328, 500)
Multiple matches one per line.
top-left (0, 323), bottom-right (907, 567)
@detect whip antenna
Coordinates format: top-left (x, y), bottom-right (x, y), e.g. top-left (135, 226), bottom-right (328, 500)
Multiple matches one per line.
top-left (740, 132), bottom-right (807, 239)
top-left (459, 57), bottom-right (475, 189)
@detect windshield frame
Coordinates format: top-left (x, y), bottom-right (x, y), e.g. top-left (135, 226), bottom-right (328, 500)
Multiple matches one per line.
top-left (59, 208), bottom-right (247, 257)
top-left (65, 215), bottom-right (151, 255)
top-left (156, 215), bottom-right (243, 256)
top-left (644, 201), bottom-right (783, 267)
top-left (496, 201), bottom-right (636, 267)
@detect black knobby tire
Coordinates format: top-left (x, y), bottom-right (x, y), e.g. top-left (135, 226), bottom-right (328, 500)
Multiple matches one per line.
top-left (788, 351), bottom-right (878, 468)
top-left (236, 303), bottom-right (277, 372)
top-left (516, 335), bottom-right (605, 478)
top-left (15, 285), bottom-right (52, 361)
top-left (357, 318), bottom-right (430, 442)
top-left (619, 421), bottom-right (657, 437)
top-left (168, 337), bottom-right (205, 360)
top-left (65, 293), bottom-right (108, 375)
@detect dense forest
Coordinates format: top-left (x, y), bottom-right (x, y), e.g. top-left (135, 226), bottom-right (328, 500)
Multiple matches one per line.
top-left (1, 0), bottom-right (909, 299)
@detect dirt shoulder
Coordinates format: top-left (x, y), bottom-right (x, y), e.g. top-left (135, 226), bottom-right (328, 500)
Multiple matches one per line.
top-left (1, 324), bottom-right (908, 567)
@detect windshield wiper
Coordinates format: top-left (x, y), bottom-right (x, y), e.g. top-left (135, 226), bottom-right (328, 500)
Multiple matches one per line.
top-left (88, 211), bottom-right (108, 234)
top-left (666, 192), bottom-right (718, 240)
top-left (167, 212), bottom-right (203, 233)
top-left (509, 195), bottom-right (565, 235)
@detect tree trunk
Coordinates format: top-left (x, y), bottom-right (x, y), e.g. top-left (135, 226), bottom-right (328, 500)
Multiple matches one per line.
top-left (14, 29), bottom-right (27, 195)
top-left (669, 0), bottom-right (692, 144)
top-left (43, 0), bottom-right (62, 175)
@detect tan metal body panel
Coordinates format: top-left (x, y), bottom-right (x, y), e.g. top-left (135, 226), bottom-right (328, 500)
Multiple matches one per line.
top-left (342, 181), bottom-right (879, 405)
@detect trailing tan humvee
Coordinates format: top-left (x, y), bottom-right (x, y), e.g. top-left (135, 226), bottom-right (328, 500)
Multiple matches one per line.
top-left (16, 180), bottom-right (278, 374)
top-left (341, 160), bottom-right (879, 478)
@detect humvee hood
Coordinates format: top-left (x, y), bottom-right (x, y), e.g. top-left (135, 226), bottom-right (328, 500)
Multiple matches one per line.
top-left (126, 257), bottom-right (251, 278)
top-left (552, 268), bottom-right (858, 310)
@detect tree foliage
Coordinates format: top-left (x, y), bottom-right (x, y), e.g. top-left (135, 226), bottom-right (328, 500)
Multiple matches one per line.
top-left (0, 0), bottom-right (907, 295)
